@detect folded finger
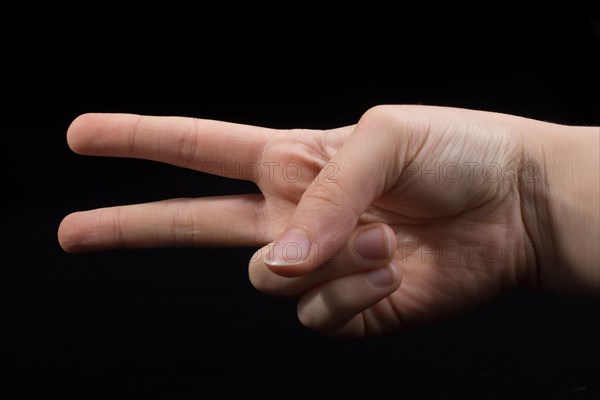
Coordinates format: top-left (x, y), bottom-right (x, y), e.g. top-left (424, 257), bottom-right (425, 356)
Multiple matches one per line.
top-left (296, 261), bottom-right (401, 335)
top-left (249, 223), bottom-right (396, 297)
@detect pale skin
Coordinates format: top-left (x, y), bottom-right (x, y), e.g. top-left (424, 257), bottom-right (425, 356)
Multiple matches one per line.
top-left (58, 105), bottom-right (600, 337)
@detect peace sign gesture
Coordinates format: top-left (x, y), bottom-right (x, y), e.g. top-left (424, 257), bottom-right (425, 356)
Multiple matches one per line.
top-left (59, 106), bottom-right (600, 336)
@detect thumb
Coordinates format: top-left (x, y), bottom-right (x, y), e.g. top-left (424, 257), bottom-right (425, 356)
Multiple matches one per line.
top-left (265, 109), bottom-right (402, 277)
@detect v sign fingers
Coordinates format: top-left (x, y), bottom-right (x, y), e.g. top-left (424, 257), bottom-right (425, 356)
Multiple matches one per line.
top-left (60, 114), bottom-right (354, 254)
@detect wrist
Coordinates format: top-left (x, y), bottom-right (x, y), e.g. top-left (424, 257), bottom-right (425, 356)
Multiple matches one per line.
top-left (520, 122), bottom-right (600, 295)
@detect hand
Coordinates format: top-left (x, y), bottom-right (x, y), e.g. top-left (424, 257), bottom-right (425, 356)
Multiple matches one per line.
top-left (59, 106), bottom-right (600, 337)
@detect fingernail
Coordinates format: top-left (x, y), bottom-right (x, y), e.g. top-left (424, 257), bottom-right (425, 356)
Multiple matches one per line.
top-left (353, 226), bottom-right (392, 260)
top-left (264, 230), bottom-right (311, 266)
top-left (367, 263), bottom-right (397, 287)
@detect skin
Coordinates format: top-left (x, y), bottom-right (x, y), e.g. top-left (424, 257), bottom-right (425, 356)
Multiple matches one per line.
top-left (58, 105), bottom-right (600, 337)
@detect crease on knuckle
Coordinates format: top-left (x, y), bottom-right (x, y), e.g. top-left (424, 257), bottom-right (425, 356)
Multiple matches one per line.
top-left (176, 118), bottom-right (200, 167)
top-left (303, 182), bottom-right (346, 212)
top-left (110, 206), bottom-right (126, 248)
top-left (126, 115), bottom-right (143, 157)
top-left (169, 199), bottom-right (196, 246)
top-left (303, 181), bottom-right (361, 236)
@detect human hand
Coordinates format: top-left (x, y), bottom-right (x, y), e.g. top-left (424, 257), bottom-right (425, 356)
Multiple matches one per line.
top-left (59, 106), bottom-right (600, 336)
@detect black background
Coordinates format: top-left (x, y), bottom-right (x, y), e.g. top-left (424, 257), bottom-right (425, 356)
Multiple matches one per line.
top-left (2, 7), bottom-right (600, 399)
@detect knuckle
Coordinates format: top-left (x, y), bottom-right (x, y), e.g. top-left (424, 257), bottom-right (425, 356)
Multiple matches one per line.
top-left (297, 302), bottom-right (326, 333)
top-left (358, 104), bottom-right (424, 136)
top-left (303, 181), bottom-right (346, 211)
top-left (297, 289), bottom-right (349, 335)
top-left (359, 105), bottom-right (397, 128)
top-left (109, 206), bottom-right (125, 248)
top-left (175, 119), bottom-right (199, 167)
top-left (169, 200), bottom-right (195, 246)
top-left (302, 182), bottom-right (359, 232)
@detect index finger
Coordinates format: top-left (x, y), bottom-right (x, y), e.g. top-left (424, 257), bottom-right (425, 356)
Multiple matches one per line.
top-left (67, 113), bottom-right (273, 178)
